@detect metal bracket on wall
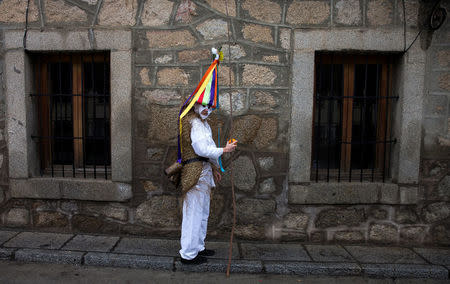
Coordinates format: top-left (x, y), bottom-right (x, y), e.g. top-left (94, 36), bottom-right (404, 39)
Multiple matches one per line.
top-left (429, 5), bottom-right (447, 30)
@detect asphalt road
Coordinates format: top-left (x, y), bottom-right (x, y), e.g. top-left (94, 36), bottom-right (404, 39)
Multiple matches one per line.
top-left (1, 261), bottom-right (449, 284)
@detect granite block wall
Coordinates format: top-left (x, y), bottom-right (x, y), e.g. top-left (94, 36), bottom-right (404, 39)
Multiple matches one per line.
top-left (0, 0), bottom-right (448, 245)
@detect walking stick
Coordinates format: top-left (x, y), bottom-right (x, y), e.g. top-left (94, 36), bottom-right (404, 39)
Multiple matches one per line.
top-left (224, 0), bottom-right (236, 277)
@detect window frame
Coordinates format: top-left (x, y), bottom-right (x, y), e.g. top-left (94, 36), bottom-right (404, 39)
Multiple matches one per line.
top-left (5, 30), bottom-right (132, 202)
top-left (289, 28), bottom-right (426, 191)
top-left (311, 53), bottom-right (396, 182)
top-left (32, 52), bottom-right (112, 178)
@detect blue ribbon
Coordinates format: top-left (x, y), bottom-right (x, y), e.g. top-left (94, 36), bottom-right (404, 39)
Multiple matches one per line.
top-left (218, 128), bottom-right (225, 173)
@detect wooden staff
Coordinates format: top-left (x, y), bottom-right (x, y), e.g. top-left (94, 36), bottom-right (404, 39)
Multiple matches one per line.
top-left (225, 0), bottom-right (236, 277)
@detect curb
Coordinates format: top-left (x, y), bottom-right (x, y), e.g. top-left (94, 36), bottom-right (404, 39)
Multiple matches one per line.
top-left (361, 264), bottom-right (449, 279)
top-left (264, 261), bottom-right (362, 276)
top-left (1, 248), bottom-right (448, 279)
top-left (15, 249), bottom-right (83, 265)
top-left (84, 252), bottom-right (174, 270)
top-left (0, 248), bottom-right (15, 260)
top-left (174, 259), bottom-right (263, 273)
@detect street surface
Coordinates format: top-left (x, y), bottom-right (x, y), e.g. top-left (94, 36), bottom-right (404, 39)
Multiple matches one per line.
top-left (0, 261), bottom-right (449, 284)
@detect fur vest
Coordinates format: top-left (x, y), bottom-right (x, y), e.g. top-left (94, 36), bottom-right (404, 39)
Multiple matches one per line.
top-left (180, 112), bottom-right (204, 194)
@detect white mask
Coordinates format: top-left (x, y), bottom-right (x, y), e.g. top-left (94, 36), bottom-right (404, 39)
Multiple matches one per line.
top-left (194, 104), bottom-right (212, 120)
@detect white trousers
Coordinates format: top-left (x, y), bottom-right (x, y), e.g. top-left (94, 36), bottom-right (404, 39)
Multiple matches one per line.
top-left (179, 182), bottom-right (211, 260)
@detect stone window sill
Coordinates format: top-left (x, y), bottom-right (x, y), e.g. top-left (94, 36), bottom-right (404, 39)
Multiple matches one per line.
top-left (289, 182), bottom-right (418, 205)
top-left (10, 178), bottom-right (132, 202)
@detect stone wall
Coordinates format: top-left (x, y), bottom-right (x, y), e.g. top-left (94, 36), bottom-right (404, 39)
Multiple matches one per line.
top-left (420, 0), bottom-right (450, 246)
top-left (0, 16), bottom-right (9, 209)
top-left (0, 0), bottom-right (448, 245)
top-left (422, 0), bottom-right (450, 159)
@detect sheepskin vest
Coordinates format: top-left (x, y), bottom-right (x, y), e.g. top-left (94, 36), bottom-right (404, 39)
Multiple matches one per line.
top-left (180, 112), bottom-right (204, 194)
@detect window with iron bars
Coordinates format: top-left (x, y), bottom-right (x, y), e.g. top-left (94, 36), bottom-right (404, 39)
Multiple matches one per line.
top-left (30, 52), bottom-right (111, 179)
top-left (312, 53), bottom-right (398, 182)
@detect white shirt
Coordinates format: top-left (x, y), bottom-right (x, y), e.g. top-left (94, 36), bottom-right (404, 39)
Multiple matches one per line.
top-left (190, 117), bottom-right (223, 187)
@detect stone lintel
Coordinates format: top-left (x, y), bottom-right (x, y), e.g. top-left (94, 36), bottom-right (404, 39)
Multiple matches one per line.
top-left (5, 29), bottom-right (132, 51)
top-left (289, 182), bottom-right (399, 204)
top-left (95, 30), bottom-right (132, 51)
top-left (294, 28), bottom-right (404, 51)
top-left (10, 178), bottom-right (132, 202)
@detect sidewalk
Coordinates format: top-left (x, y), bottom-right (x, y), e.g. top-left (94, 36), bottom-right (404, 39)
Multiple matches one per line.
top-left (0, 229), bottom-right (448, 279)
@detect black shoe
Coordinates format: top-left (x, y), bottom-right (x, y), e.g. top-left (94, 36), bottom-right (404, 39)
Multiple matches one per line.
top-left (180, 255), bottom-right (207, 265)
top-left (198, 249), bottom-right (215, 256)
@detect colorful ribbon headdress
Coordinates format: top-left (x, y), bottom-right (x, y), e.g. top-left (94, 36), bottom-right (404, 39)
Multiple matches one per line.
top-left (177, 48), bottom-right (223, 163)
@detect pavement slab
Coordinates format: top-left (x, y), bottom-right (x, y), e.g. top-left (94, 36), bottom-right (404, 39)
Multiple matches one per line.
top-left (413, 248), bottom-right (450, 266)
top-left (0, 248), bottom-right (15, 260)
top-left (345, 246), bottom-right (426, 264)
top-left (264, 261), bottom-right (362, 276)
top-left (61, 234), bottom-right (120, 252)
top-left (84, 252), bottom-right (174, 270)
top-left (305, 245), bottom-right (354, 262)
top-left (175, 259), bottom-right (263, 273)
top-left (15, 248), bottom-right (83, 265)
top-left (3, 232), bottom-right (73, 250)
top-left (362, 264), bottom-right (449, 279)
top-left (240, 243), bottom-right (310, 261)
top-left (201, 241), bottom-right (239, 259)
top-left (113, 238), bottom-right (239, 259)
top-left (113, 237), bottom-right (179, 256)
top-left (0, 231), bottom-right (19, 246)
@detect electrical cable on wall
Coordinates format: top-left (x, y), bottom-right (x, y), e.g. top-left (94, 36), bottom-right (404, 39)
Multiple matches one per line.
top-left (23, 0), bottom-right (31, 49)
top-left (402, 0), bottom-right (406, 51)
top-left (403, 0), bottom-right (446, 53)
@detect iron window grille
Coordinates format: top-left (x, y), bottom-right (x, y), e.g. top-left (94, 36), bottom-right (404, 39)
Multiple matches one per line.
top-left (30, 52), bottom-right (111, 179)
top-left (312, 53), bottom-right (398, 183)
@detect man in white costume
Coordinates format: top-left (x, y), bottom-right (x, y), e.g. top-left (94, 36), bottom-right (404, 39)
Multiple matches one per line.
top-left (179, 103), bottom-right (237, 264)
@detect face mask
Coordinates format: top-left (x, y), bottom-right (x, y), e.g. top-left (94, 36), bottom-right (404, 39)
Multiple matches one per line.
top-left (194, 104), bottom-right (212, 120)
